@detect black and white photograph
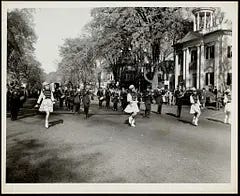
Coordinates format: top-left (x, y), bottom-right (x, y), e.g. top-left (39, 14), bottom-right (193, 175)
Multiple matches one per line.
top-left (1, 1), bottom-right (238, 194)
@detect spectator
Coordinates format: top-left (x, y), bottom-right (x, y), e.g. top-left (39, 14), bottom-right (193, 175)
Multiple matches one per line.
top-left (201, 88), bottom-right (207, 109)
top-left (223, 89), bottom-right (231, 124)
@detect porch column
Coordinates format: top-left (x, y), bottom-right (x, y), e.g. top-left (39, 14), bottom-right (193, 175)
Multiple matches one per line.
top-left (200, 41), bottom-right (205, 88)
top-left (183, 49), bottom-right (186, 83)
top-left (185, 48), bottom-right (190, 89)
top-left (175, 53), bottom-right (179, 88)
top-left (204, 12), bottom-right (207, 29)
top-left (196, 45), bottom-right (200, 89)
top-left (210, 12), bottom-right (213, 27)
top-left (197, 12), bottom-right (200, 30)
top-left (214, 40), bottom-right (220, 89)
top-left (193, 16), bottom-right (196, 31)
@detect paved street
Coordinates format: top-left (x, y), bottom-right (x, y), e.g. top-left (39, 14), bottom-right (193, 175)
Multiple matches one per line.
top-left (6, 103), bottom-right (231, 183)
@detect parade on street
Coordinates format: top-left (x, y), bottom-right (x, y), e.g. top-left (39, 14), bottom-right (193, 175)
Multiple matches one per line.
top-left (3, 3), bottom-right (236, 191)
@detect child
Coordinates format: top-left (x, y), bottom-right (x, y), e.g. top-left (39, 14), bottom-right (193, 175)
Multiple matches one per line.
top-left (223, 89), bottom-right (231, 124)
top-left (190, 87), bottom-right (201, 126)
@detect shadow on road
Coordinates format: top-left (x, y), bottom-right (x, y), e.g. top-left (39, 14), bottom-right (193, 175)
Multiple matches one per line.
top-left (6, 139), bottom-right (101, 183)
top-left (49, 119), bottom-right (64, 128)
top-left (166, 113), bottom-right (177, 118)
top-left (206, 118), bottom-right (225, 124)
top-left (178, 119), bottom-right (193, 126)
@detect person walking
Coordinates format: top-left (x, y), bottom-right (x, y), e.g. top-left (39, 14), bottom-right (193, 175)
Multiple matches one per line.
top-left (82, 88), bottom-right (91, 119)
top-left (35, 82), bottom-right (55, 129)
top-left (155, 87), bottom-right (165, 114)
top-left (73, 88), bottom-right (81, 114)
top-left (201, 88), bottom-right (207, 109)
top-left (142, 86), bottom-right (153, 118)
top-left (105, 87), bottom-right (111, 109)
top-left (112, 89), bottom-right (119, 111)
top-left (124, 85), bottom-right (140, 127)
top-left (10, 85), bottom-right (21, 121)
top-left (223, 89), bottom-right (231, 124)
top-left (120, 87), bottom-right (128, 111)
top-left (97, 87), bottom-right (104, 108)
top-left (216, 89), bottom-right (222, 110)
top-left (189, 87), bottom-right (201, 126)
top-left (175, 87), bottom-right (184, 118)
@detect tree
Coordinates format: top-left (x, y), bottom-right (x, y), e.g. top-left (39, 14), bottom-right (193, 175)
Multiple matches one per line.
top-left (7, 8), bottom-right (45, 89)
top-left (57, 36), bottom-right (96, 88)
top-left (88, 7), bottom-right (193, 89)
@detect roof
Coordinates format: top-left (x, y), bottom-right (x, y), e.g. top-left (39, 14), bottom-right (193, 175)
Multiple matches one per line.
top-left (177, 31), bottom-right (202, 44)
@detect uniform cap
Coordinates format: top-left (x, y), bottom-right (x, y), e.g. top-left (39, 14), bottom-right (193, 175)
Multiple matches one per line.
top-left (191, 87), bottom-right (196, 91)
top-left (129, 85), bottom-right (135, 89)
top-left (42, 82), bottom-right (49, 86)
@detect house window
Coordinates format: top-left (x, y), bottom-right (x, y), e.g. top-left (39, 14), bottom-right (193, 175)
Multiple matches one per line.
top-left (205, 72), bottom-right (214, 86)
top-left (227, 73), bottom-right (232, 85)
top-left (205, 45), bottom-right (215, 59)
top-left (227, 46), bottom-right (232, 58)
top-left (191, 50), bottom-right (197, 62)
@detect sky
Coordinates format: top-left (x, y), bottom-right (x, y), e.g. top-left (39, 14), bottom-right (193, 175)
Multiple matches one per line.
top-left (33, 8), bottom-right (92, 74)
top-left (32, 6), bottom-right (233, 74)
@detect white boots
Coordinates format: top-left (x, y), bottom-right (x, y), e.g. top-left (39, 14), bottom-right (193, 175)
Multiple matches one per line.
top-left (192, 116), bottom-right (198, 126)
top-left (45, 120), bottom-right (49, 129)
top-left (224, 114), bottom-right (231, 124)
top-left (128, 116), bottom-right (136, 127)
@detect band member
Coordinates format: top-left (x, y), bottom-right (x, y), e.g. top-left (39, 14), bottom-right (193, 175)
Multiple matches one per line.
top-left (154, 86), bottom-right (164, 115)
top-left (174, 86), bottom-right (184, 117)
top-left (35, 82), bottom-right (55, 128)
top-left (105, 87), bottom-right (111, 109)
top-left (82, 88), bottom-right (91, 119)
top-left (10, 85), bottom-right (21, 121)
top-left (120, 87), bottom-right (128, 111)
top-left (124, 85), bottom-right (140, 127)
top-left (97, 87), bottom-right (104, 108)
top-left (142, 86), bottom-right (153, 118)
top-left (223, 89), bottom-right (231, 124)
top-left (189, 87), bottom-right (201, 126)
top-left (73, 87), bottom-right (81, 114)
top-left (112, 89), bottom-right (120, 111)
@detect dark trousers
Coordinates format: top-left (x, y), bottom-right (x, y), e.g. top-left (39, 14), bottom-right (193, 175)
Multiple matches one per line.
top-left (177, 105), bottom-right (182, 117)
top-left (157, 104), bottom-right (162, 114)
top-left (113, 102), bottom-right (118, 111)
top-left (145, 103), bottom-right (151, 117)
top-left (74, 103), bottom-right (80, 113)
top-left (59, 98), bottom-right (64, 108)
top-left (99, 100), bottom-right (103, 107)
top-left (121, 101), bottom-right (127, 111)
top-left (10, 107), bottom-right (19, 120)
top-left (84, 106), bottom-right (89, 118)
top-left (106, 98), bottom-right (110, 108)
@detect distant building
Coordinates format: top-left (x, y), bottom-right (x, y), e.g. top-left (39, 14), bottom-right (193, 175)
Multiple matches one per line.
top-left (174, 8), bottom-right (232, 91)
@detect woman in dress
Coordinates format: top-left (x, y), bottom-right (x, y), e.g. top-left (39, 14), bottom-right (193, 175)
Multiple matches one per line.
top-left (35, 82), bottom-right (55, 128)
top-left (190, 87), bottom-right (201, 126)
top-left (124, 85), bottom-right (140, 127)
